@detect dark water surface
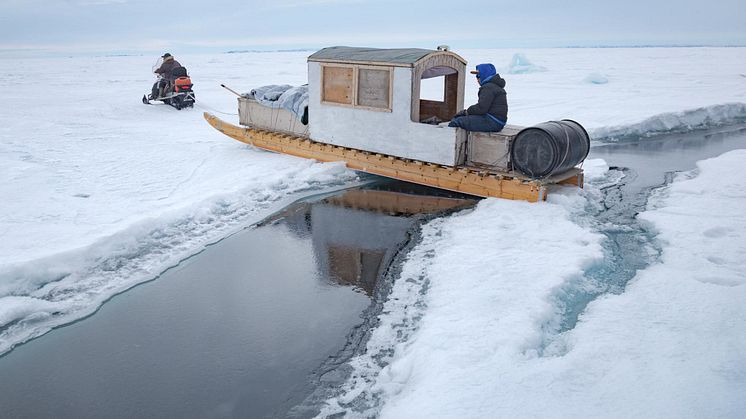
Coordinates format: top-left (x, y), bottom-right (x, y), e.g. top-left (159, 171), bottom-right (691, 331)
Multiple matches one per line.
top-left (0, 183), bottom-right (473, 419)
top-left (590, 123), bottom-right (746, 195)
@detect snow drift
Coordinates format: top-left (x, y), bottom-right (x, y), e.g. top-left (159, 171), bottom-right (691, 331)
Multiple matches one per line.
top-left (592, 102), bottom-right (746, 141)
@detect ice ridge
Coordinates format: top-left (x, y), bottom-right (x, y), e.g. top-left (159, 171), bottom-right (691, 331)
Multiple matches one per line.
top-left (591, 102), bottom-right (746, 141)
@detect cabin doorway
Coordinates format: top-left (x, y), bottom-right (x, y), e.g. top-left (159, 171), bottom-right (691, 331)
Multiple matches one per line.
top-left (416, 66), bottom-right (459, 124)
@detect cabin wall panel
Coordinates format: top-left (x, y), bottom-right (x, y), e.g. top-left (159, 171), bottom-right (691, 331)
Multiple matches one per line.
top-left (445, 73), bottom-right (459, 114)
top-left (466, 131), bottom-right (512, 171)
top-left (309, 62), bottom-right (462, 166)
top-left (419, 99), bottom-right (450, 121)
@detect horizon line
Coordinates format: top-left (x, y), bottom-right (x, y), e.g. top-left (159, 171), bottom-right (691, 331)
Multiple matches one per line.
top-left (1, 43), bottom-right (745, 58)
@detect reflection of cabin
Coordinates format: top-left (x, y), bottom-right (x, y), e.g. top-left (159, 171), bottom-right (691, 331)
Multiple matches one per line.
top-left (273, 196), bottom-right (412, 295)
top-left (265, 186), bottom-right (473, 295)
top-left (308, 46), bottom-right (467, 166)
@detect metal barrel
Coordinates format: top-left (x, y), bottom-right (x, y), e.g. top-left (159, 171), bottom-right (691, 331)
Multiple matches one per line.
top-left (510, 119), bottom-right (591, 178)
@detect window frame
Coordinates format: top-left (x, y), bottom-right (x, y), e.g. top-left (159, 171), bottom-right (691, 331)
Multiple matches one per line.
top-left (320, 63), bottom-right (393, 112)
top-left (320, 63), bottom-right (355, 107)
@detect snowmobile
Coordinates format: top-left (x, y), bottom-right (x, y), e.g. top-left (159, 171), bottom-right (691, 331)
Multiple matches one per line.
top-left (142, 66), bottom-right (196, 110)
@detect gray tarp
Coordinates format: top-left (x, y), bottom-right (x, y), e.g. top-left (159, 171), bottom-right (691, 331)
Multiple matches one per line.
top-left (243, 85), bottom-right (308, 122)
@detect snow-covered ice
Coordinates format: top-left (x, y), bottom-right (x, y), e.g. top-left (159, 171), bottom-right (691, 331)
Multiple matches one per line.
top-left (323, 149), bottom-right (746, 418)
top-left (1, 46), bottom-right (746, 416)
top-left (318, 193), bottom-right (606, 418)
top-left (583, 72), bottom-right (609, 84)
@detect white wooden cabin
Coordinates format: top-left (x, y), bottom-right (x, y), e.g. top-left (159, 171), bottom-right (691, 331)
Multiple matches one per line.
top-left (307, 46), bottom-right (468, 166)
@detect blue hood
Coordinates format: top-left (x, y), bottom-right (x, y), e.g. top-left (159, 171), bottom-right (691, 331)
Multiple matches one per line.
top-left (475, 63), bottom-right (497, 85)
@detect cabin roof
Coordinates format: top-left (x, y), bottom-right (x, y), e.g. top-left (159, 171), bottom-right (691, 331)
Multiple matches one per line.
top-left (308, 46), bottom-right (465, 67)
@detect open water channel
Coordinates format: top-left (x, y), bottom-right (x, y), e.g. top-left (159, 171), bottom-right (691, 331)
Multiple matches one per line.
top-left (1, 124), bottom-right (745, 418)
top-left (0, 182), bottom-right (475, 418)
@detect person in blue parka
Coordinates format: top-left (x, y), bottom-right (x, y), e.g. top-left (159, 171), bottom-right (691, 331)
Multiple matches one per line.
top-left (449, 63), bottom-right (508, 132)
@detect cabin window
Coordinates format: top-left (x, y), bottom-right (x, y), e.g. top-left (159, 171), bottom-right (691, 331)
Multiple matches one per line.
top-left (322, 65), bottom-right (354, 105)
top-left (321, 64), bottom-right (393, 111)
top-left (357, 67), bottom-right (391, 110)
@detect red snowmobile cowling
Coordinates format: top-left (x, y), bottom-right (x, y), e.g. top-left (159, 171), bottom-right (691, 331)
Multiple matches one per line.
top-left (174, 77), bottom-right (193, 92)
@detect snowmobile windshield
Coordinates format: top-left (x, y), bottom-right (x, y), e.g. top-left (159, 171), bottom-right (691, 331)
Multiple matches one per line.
top-left (152, 57), bottom-right (164, 73)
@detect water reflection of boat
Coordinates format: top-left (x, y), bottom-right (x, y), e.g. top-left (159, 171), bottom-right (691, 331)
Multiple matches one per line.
top-left (270, 185), bottom-right (473, 295)
top-left (324, 186), bottom-right (474, 216)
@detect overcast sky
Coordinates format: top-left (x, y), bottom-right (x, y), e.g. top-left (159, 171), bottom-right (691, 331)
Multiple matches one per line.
top-left (1, 0), bottom-right (744, 54)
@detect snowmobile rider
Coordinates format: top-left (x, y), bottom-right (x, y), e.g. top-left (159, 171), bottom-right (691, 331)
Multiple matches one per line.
top-left (150, 53), bottom-right (182, 100)
top-left (448, 63), bottom-right (508, 132)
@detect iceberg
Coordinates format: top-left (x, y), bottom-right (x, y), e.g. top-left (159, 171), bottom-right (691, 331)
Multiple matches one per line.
top-left (504, 53), bottom-right (547, 74)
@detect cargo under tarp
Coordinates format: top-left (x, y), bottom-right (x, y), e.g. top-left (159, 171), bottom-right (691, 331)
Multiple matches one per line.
top-left (243, 84), bottom-right (309, 123)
